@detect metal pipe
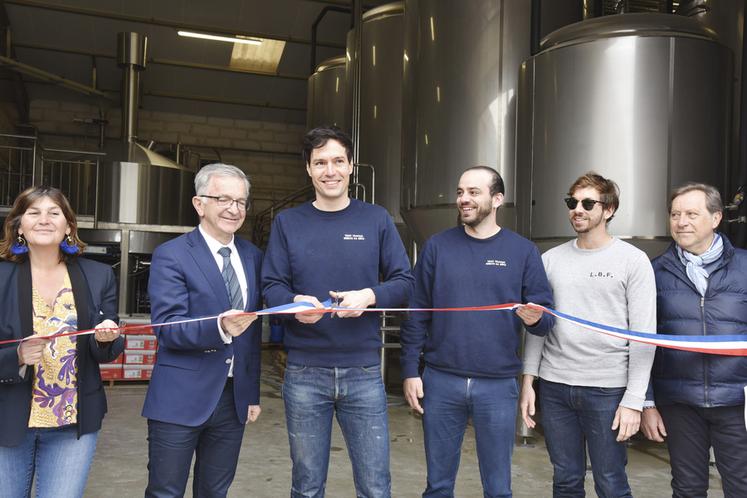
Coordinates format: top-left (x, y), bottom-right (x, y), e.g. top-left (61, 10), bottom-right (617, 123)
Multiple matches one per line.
top-left (351, 0), bottom-right (362, 166)
top-left (5, 0), bottom-right (345, 49)
top-left (91, 55), bottom-right (97, 89)
top-left (310, 6), bottom-right (350, 74)
top-left (143, 89), bottom-right (307, 112)
top-left (13, 42), bottom-right (308, 81)
top-left (117, 32), bottom-right (147, 145)
top-left (355, 163), bottom-right (375, 204)
top-left (42, 147), bottom-right (106, 155)
top-left (531, 0), bottom-right (541, 56)
top-left (735, 8), bottom-right (747, 248)
top-left (0, 132), bottom-right (36, 140)
top-left (39, 130), bottom-right (302, 157)
top-left (0, 54), bottom-right (112, 98)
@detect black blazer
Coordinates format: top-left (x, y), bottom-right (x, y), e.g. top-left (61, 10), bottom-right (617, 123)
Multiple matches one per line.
top-left (0, 257), bottom-right (124, 447)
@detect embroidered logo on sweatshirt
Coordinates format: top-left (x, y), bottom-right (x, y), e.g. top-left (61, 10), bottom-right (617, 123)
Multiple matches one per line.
top-left (485, 259), bottom-right (507, 267)
top-left (343, 234), bottom-right (366, 241)
top-left (589, 271), bottom-right (614, 278)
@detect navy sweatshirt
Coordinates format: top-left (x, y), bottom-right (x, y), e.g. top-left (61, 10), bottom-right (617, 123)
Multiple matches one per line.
top-left (261, 199), bottom-right (414, 366)
top-left (400, 226), bottom-right (555, 379)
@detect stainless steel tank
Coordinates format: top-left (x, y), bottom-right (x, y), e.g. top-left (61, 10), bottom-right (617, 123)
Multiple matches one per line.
top-left (96, 160), bottom-right (196, 226)
top-left (348, 2), bottom-right (404, 221)
top-left (306, 56), bottom-right (350, 131)
top-left (401, 0), bottom-right (531, 244)
top-left (516, 14), bottom-right (732, 254)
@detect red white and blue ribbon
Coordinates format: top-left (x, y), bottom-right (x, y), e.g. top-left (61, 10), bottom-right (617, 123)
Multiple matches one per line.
top-left (2, 300), bottom-right (747, 356)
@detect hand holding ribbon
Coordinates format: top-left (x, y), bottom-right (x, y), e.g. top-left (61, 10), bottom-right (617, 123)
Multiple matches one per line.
top-left (17, 336), bottom-right (49, 366)
top-left (329, 288), bottom-right (376, 318)
top-left (293, 295), bottom-right (325, 324)
top-left (220, 310), bottom-right (258, 337)
top-left (94, 319), bottom-right (121, 343)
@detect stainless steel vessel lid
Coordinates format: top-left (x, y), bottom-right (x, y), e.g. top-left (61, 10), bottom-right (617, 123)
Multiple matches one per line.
top-left (541, 13), bottom-right (718, 51)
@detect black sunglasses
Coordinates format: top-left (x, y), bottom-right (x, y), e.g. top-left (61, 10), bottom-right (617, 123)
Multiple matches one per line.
top-left (564, 197), bottom-right (603, 211)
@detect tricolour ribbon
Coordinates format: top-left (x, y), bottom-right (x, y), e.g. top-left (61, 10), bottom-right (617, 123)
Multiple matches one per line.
top-left (2, 301), bottom-right (746, 356)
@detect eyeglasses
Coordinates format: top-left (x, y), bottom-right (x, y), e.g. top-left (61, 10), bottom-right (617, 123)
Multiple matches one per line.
top-left (199, 195), bottom-right (248, 210)
top-left (564, 197), bottom-right (603, 211)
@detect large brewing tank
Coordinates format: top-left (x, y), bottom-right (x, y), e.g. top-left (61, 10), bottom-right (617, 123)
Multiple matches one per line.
top-left (348, 2), bottom-right (404, 221)
top-left (98, 32), bottom-right (197, 228)
top-left (516, 14), bottom-right (732, 254)
top-left (401, 0), bottom-right (531, 244)
top-left (306, 56), bottom-right (350, 132)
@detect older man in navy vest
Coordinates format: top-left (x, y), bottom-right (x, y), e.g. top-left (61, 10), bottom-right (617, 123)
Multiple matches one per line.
top-left (642, 183), bottom-right (747, 498)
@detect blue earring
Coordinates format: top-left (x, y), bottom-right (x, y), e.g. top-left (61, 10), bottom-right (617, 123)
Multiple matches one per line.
top-left (60, 235), bottom-right (79, 255)
top-left (11, 235), bottom-right (29, 255)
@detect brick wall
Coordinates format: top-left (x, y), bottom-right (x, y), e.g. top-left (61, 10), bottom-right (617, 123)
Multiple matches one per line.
top-left (28, 99), bottom-right (311, 240)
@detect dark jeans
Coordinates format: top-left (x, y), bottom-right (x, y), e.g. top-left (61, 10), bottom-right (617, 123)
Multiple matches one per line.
top-left (539, 380), bottom-right (632, 498)
top-left (282, 363), bottom-right (391, 498)
top-left (145, 379), bottom-right (245, 498)
top-left (422, 366), bottom-right (518, 498)
top-left (659, 403), bottom-right (747, 498)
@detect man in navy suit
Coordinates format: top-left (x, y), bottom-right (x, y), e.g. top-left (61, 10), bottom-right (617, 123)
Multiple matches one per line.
top-left (143, 163), bottom-right (263, 498)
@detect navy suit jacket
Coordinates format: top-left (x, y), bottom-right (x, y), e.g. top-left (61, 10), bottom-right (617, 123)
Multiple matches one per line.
top-left (142, 228), bottom-right (263, 426)
top-left (0, 258), bottom-right (124, 447)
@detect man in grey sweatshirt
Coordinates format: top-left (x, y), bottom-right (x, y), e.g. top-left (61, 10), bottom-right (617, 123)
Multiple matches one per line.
top-left (520, 173), bottom-right (657, 498)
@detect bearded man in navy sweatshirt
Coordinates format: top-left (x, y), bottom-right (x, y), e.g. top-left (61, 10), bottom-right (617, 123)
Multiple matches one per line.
top-left (400, 166), bottom-right (555, 498)
top-left (262, 125), bottom-right (414, 498)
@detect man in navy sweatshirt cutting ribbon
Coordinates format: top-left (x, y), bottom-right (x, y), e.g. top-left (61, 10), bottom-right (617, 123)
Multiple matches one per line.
top-left (262, 125), bottom-right (414, 498)
top-left (400, 166), bottom-right (555, 498)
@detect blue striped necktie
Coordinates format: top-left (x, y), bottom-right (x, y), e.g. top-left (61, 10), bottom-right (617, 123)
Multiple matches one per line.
top-left (217, 247), bottom-right (244, 310)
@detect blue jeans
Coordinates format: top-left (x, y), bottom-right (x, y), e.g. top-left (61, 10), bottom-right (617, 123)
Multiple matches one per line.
top-left (282, 363), bottom-right (391, 498)
top-left (422, 366), bottom-right (518, 498)
top-left (539, 380), bottom-right (632, 498)
top-left (0, 426), bottom-right (98, 498)
top-left (145, 380), bottom-right (245, 498)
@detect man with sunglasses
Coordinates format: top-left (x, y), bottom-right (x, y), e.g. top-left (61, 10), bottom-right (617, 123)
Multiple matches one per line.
top-left (143, 163), bottom-right (263, 497)
top-left (520, 172), bottom-right (657, 497)
top-left (400, 166), bottom-right (555, 498)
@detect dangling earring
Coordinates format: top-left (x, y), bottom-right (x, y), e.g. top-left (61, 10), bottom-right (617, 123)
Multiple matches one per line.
top-left (11, 235), bottom-right (29, 255)
top-left (59, 235), bottom-right (79, 255)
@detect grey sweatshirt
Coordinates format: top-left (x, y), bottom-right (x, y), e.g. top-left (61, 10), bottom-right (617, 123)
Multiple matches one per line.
top-left (523, 238), bottom-right (657, 410)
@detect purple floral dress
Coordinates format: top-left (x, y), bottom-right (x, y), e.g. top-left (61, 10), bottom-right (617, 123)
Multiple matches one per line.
top-left (28, 273), bottom-right (78, 428)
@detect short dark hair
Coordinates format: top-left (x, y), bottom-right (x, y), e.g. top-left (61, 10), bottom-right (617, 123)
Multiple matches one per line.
top-left (668, 182), bottom-right (723, 215)
top-left (0, 185), bottom-right (86, 262)
top-left (567, 172), bottom-right (620, 222)
top-left (463, 165), bottom-right (505, 196)
top-left (302, 125), bottom-right (353, 165)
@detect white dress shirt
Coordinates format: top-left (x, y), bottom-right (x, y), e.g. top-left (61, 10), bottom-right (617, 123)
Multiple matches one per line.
top-left (198, 225), bottom-right (249, 377)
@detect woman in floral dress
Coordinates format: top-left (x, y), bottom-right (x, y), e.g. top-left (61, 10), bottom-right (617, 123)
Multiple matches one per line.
top-left (0, 186), bottom-right (124, 497)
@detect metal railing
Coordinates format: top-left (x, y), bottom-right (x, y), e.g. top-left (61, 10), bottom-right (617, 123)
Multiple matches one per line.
top-left (252, 184), bottom-right (314, 249)
top-left (0, 133), bottom-right (104, 219)
top-left (0, 134), bottom-right (37, 208)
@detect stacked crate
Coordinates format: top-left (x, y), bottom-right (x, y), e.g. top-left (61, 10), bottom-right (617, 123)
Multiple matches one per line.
top-left (123, 328), bottom-right (157, 380)
top-left (100, 321), bottom-right (157, 382)
top-left (100, 352), bottom-right (124, 381)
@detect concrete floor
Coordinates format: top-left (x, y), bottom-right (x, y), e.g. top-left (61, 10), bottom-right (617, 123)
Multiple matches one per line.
top-left (85, 355), bottom-right (725, 498)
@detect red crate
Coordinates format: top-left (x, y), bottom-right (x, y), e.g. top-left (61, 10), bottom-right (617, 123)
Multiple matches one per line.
top-left (104, 354), bottom-right (124, 365)
top-left (100, 364), bottom-right (123, 380)
top-left (125, 335), bottom-right (158, 351)
top-left (121, 323), bottom-right (155, 336)
top-left (123, 365), bottom-right (154, 380)
top-left (123, 350), bottom-right (156, 365)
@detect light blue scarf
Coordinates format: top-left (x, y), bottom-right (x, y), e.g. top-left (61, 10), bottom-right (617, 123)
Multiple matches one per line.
top-left (676, 233), bottom-right (724, 296)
